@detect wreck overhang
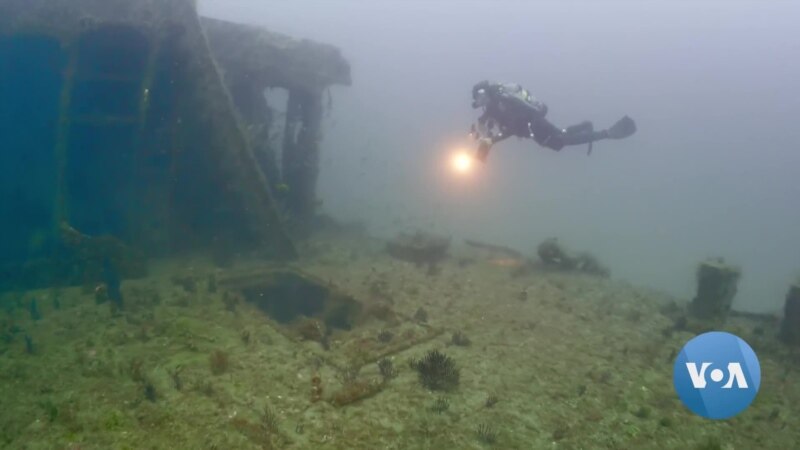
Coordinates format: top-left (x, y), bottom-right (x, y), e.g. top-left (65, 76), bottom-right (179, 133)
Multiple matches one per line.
top-left (201, 17), bottom-right (351, 93)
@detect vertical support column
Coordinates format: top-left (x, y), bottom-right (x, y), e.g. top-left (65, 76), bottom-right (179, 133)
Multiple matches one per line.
top-left (231, 80), bottom-right (280, 186)
top-left (779, 279), bottom-right (800, 345)
top-left (53, 42), bottom-right (79, 232)
top-left (281, 88), bottom-right (323, 221)
top-left (689, 259), bottom-right (741, 320)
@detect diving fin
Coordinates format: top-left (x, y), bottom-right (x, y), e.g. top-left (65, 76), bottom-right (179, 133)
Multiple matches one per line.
top-left (607, 115), bottom-right (636, 139)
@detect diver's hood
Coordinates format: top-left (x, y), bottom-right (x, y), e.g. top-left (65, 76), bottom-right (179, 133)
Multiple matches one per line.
top-left (472, 89), bottom-right (489, 108)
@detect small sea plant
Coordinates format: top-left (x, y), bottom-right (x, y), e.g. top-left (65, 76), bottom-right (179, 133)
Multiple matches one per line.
top-left (142, 379), bottom-right (157, 402)
top-left (377, 329), bottom-right (394, 343)
top-left (430, 396), bottom-right (450, 414)
top-left (476, 423), bottom-right (498, 444)
top-left (337, 361), bottom-right (361, 385)
top-left (209, 349), bottom-right (230, 375)
top-left (29, 299), bottom-right (41, 321)
top-left (261, 404), bottom-right (279, 434)
top-left (413, 307), bottom-right (429, 323)
top-left (450, 331), bottom-right (471, 347)
top-left (377, 358), bottom-right (397, 381)
top-left (411, 350), bottom-right (460, 391)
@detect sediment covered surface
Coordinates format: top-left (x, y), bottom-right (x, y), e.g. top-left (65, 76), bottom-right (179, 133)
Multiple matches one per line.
top-left (0, 232), bottom-right (797, 449)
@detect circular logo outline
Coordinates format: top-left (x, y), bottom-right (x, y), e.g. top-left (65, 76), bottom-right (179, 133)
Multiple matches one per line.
top-left (673, 331), bottom-right (761, 420)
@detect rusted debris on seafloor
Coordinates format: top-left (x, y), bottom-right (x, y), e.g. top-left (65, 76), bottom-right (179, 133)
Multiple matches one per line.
top-left (464, 239), bottom-right (524, 259)
top-left (536, 238), bottom-right (610, 277)
top-left (386, 231), bottom-right (450, 272)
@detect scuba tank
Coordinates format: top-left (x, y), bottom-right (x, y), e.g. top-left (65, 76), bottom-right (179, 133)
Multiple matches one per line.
top-left (498, 83), bottom-right (548, 117)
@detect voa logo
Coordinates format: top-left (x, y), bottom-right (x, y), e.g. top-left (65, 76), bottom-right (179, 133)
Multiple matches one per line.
top-left (673, 331), bottom-right (761, 419)
top-left (686, 361), bottom-right (748, 389)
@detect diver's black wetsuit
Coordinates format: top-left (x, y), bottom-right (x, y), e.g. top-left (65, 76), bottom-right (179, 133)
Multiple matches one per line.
top-left (471, 80), bottom-right (635, 159)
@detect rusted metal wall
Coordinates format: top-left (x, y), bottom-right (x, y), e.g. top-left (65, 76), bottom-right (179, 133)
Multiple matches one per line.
top-left (0, 0), bottom-right (302, 290)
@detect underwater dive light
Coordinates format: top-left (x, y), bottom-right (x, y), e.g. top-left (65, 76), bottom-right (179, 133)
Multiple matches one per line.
top-left (450, 150), bottom-right (474, 174)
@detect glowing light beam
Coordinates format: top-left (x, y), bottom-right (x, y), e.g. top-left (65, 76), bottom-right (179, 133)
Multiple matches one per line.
top-left (450, 151), bottom-right (474, 175)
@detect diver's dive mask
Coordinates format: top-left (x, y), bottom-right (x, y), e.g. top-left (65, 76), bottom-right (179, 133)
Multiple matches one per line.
top-left (472, 89), bottom-right (489, 108)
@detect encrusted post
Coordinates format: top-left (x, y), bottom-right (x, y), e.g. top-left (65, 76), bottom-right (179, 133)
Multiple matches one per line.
top-left (228, 79), bottom-right (280, 185)
top-left (282, 88), bottom-right (323, 221)
top-left (779, 278), bottom-right (800, 345)
top-left (689, 259), bottom-right (741, 320)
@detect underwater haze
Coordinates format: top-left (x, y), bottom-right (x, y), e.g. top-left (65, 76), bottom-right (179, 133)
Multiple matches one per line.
top-left (4, 1), bottom-right (800, 448)
top-left (201, 0), bottom-right (800, 314)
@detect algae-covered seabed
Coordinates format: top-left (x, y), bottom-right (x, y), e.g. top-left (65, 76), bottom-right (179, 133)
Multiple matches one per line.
top-left (1, 232), bottom-right (798, 450)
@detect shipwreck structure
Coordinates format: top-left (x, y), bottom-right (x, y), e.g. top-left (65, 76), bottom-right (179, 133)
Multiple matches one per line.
top-left (536, 238), bottom-right (610, 277)
top-left (203, 17), bottom-right (351, 220)
top-left (0, 0), bottom-right (350, 290)
top-left (688, 258), bottom-right (741, 321)
top-left (779, 278), bottom-right (800, 345)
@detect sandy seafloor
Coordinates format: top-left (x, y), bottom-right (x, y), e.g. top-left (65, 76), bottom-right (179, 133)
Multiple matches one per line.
top-left (1, 230), bottom-right (798, 450)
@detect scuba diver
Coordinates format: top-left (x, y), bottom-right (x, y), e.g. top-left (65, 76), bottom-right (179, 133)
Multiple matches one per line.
top-left (469, 80), bottom-right (637, 161)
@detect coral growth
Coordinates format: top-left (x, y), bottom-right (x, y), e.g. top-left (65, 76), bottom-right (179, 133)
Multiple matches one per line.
top-left (230, 405), bottom-right (283, 449)
top-left (410, 350), bottom-right (460, 391)
top-left (377, 358), bottom-right (397, 381)
top-left (476, 423), bottom-right (498, 444)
